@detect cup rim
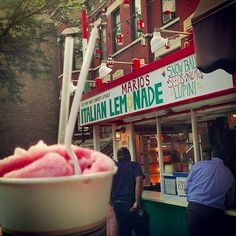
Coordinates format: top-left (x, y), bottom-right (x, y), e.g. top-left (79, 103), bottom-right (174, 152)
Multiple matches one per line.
top-left (0, 168), bottom-right (117, 185)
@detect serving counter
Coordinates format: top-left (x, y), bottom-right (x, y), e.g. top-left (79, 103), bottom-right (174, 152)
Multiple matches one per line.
top-left (142, 191), bottom-right (236, 236)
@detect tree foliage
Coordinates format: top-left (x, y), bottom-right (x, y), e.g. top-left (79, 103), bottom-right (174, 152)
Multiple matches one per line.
top-left (0, 0), bottom-right (82, 103)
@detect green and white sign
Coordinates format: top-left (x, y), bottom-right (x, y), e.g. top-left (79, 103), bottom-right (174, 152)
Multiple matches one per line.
top-left (80, 54), bottom-right (233, 125)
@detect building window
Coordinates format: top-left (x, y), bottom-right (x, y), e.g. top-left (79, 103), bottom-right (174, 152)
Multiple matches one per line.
top-left (131, 0), bottom-right (142, 40)
top-left (112, 8), bottom-right (121, 52)
top-left (162, 0), bottom-right (176, 25)
top-left (74, 36), bottom-right (82, 70)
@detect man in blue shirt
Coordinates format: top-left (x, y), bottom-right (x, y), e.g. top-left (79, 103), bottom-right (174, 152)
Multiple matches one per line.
top-left (111, 147), bottom-right (150, 236)
top-left (184, 146), bottom-right (235, 236)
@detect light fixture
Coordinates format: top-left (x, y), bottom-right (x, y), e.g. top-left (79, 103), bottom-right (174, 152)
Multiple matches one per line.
top-left (59, 81), bottom-right (77, 100)
top-left (115, 127), bottom-right (126, 141)
top-left (150, 31), bottom-right (168, 53)
top-left (115, 130), bottom-right (121, 141)
top-left (69, 81), bottom-right (77, 95)
top-left (98, 58), bottom-right (145, 78)
top-left (98, 61), bottom-right (112, 78)
top-left (150, 28), bottom-right (192, 53)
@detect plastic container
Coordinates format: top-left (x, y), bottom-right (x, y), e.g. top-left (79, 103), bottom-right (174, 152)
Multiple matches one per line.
top-left (0, 169), bottom-right (116, 235)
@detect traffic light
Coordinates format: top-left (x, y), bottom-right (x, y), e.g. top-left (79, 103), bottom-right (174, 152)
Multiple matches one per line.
top-left (131, 58), bottom-right (141, 71)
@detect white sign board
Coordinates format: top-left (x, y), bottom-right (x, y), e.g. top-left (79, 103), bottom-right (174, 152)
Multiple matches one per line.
top-left (80, 54), bottom-right (233, 125)
top-left (176, 177), bottom-right (187, 197)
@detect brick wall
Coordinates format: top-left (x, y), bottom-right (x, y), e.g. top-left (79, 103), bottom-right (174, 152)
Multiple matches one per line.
top-left (0, 43), bottom-right (60, 159)
top-left (85, 0), bottom-right (199, 81)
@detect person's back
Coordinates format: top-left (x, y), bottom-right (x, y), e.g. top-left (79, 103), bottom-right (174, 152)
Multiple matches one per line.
top-left (111, 147), bottom-right (150, 236)
top-left (185, 157), bottom-right (235, 209)
top-left (111, 159), bottom-right (140, 203)
top-left (185, 146), bottom-right (235, 236)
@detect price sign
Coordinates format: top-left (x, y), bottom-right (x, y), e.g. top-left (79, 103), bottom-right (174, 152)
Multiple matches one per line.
top-left (176, 177), bottom-right (187, 197)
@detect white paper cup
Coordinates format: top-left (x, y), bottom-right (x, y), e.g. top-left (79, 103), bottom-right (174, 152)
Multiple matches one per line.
top-left (0, 169), bottom-right (116, 235)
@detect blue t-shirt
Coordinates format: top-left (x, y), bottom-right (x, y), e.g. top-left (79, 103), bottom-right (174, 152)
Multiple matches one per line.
top-left (184, 158), bottom-right (235, 210)
top-left (111, 159), bottom-right (145, 202)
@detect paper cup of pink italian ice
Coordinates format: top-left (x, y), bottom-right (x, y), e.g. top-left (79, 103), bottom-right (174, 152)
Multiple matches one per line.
top-left (0, 140), bottom-right (117, 235)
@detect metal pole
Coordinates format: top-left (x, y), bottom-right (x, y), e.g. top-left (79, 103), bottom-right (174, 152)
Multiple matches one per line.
top-left (93, 125), bottom-right (100, 151)
top-left (191, 109), bottom-right (200, 163)
top-left (57, 36), bottom-right (74, 144)
top-left (156, 116), bottom-right (164, 195)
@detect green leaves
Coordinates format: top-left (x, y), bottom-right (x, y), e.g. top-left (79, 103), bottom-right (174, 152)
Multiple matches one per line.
top-left (0, 0), bottom-right (82, 103)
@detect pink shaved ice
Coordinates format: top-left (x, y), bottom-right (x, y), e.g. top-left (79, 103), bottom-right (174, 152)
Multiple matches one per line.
top-left (4, 153), bottom-right (73, 178)
top-left (0, 140), bottom-right (115, 178)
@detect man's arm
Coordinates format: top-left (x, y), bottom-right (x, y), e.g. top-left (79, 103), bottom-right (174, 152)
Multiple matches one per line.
top-left (130, 175), bottom-right (143, 211)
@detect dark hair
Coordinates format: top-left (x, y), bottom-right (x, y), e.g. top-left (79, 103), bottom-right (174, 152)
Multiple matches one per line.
top-left (202, 147), bottom-right (212, 160)
top-left (203, 147), bottom-right (212, 157)
top-left (117, 147), bottom-right (131, 160)
top-left (212, 145), bottom-right (228, 161)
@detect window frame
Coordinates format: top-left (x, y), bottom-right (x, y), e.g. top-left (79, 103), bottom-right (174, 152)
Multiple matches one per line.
top-left (131, 0), bottom-right (142, 41)
top-left (162, 0), bottom-right (176, 25)
top-left (112, 8), bottom-right (122, 53)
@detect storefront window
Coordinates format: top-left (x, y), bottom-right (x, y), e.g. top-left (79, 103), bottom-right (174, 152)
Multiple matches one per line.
top-left (161, 131), bottom-right (194, 173)
top-left (139, 134), bottom-right (159, 186)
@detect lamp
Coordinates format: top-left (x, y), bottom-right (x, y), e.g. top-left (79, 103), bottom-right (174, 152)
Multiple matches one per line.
top-left (98, 61), bottom-right (112, 78)
top-left (69, 81), bottom-right (77, 95)
top-left (150, 31), bottom-right (168, 53)
top-left (150, 28), bottom-right (192, 53)
top-left (115, 130), bottom-right (121, 141)
top-left (98, 58), bottom-right (145, 78)
top-left (115, 127), bottom-right (126, 141)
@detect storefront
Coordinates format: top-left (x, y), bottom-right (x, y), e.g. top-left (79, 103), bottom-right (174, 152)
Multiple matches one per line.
top-left (80, 42), bottom-right (236, 235)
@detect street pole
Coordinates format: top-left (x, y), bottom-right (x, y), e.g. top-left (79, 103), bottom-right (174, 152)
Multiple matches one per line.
top-left (58, 35), bottom-right (74, 144)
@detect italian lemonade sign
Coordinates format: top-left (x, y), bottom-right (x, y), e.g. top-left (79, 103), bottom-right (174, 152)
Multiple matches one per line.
top-left (80, 55), bottom-right (232, 125)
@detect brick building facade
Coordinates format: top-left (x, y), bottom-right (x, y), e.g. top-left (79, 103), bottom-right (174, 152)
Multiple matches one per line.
top-left (58, 0), bottom-right (199, 91)
top-left (56, 0), bottom-right (200, 145)
top-left (0, 40), bottom-right (60, 158)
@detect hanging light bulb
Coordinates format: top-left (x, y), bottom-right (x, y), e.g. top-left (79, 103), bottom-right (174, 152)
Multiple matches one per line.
top-left (116, 29), bottom-right (124, 45)
top-left (123, 0), bottom-right (130, 8)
